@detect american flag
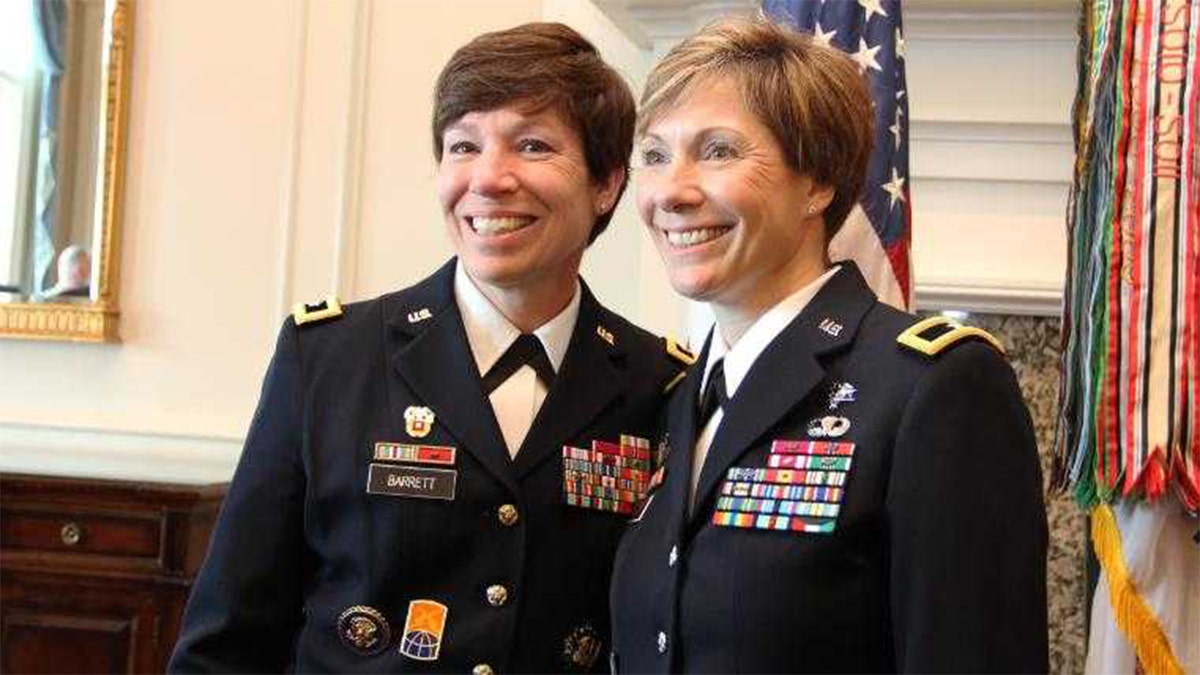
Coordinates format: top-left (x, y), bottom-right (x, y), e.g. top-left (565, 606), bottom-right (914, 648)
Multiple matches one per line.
top-left (762, 0), bottom-right (912, 310)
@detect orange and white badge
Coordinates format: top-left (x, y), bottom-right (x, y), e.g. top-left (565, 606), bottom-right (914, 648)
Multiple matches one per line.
top-left (399, 599), bottom-right (448, 661)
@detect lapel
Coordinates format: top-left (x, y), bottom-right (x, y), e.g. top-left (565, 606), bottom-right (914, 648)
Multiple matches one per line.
top-left (690, 263), bottom-right (879, 519)
top-left (385, 259), bottom-right (516, 494)
top-left (512, 282), bottom-right (627, 478)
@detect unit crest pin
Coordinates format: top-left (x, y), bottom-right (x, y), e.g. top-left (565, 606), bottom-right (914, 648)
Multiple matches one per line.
top-left (405, 406), bottom-right (435, 438)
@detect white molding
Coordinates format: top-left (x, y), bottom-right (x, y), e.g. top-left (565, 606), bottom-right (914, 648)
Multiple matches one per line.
top-left (274, 0), bottom-right (310, 323)
top-left (915, 279), bottom-right (1062, 316)
top-left (910, 119), bottom-right (1073, 184)
top-left (591, 0), bottom-right (757, 53)
top-left (331, 0), bottom-right (372, 299)
top-left (905, 0), bottom-right (1079, 43)
top-left (0, 422), bottom-right (241, 484)
top-left (592, 0), bottom-right (1078, 49)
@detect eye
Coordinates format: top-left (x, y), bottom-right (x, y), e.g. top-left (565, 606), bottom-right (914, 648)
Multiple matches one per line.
top-left (639, 148), bottom-right (668, 167)
top-left (702, 141), bottom-right (738, 161)
top-left (446, 140), bottom-right (478, 155)
top-left (517, 138), bottom-right (553, 154)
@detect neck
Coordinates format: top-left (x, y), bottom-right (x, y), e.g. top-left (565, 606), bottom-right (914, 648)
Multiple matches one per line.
top-left (712, 251), bottom-right (829, 347)
top-left (471, 269), bottom-right (579, 334)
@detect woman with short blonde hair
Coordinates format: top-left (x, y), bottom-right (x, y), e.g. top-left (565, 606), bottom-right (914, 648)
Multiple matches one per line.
top-left (611, 17), bottom-right (1048, 673)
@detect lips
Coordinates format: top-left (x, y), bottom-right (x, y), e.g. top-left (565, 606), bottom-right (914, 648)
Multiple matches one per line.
top-left (663, 226), bottom-right (732, 248)
top-left (469, 215), bottom-right (536, 236)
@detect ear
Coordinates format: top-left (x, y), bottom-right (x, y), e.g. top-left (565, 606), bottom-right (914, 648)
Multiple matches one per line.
top-left (805, 180), bottom-right (835, 217)
top-left (593, 167), bottom-right (626, 216)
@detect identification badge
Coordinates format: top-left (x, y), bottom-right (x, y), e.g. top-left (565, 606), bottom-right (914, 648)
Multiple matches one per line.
top-left (367, 463), bottom-right (456, 500)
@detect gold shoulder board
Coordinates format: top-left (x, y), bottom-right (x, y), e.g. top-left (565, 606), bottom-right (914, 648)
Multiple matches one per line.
top-left (292, 296), bottom-right (343, 326)
top-left (664, 337), bottom-right (697, 366)
top-left (896, 316), bottom-right (1004, 356)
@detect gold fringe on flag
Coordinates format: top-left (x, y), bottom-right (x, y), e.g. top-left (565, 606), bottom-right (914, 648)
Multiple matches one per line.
top-left (1090, 504), bottom-right (1185, 675)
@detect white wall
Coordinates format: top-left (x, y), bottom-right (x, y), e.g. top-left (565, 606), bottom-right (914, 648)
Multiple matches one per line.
top-left (0, 0), bottom-right (1078, 483)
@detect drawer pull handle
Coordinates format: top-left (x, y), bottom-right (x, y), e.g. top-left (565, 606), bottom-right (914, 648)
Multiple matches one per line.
top-left (60, 522), bottom-right (84, 546)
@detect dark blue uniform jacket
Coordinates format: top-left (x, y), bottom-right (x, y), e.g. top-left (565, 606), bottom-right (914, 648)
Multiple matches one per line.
top-left (610, 263), bottom-right (1049, 674)
top-left (169, 259), bottom-right (681, 673)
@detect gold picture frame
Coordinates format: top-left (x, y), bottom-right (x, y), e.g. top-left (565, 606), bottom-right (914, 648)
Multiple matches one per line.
top-left (0, 0), bottom-right (133, 342)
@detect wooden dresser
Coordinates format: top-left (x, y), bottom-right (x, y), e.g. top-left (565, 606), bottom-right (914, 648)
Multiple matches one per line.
top-left (0, 473), bottom-right (226, 674)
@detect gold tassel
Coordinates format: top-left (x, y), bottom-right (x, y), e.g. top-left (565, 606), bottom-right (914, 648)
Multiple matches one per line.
top-left (1091, 504), bottom-right (1185, 675)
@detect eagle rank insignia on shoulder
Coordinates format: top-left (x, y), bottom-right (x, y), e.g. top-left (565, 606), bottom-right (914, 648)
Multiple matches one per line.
top-left (293, 296), bottom-right (343, 326)
top-left (897, 316), bottom-right (1004, 356)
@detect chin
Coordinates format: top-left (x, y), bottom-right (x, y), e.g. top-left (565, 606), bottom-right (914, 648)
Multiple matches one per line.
top-left (459, 254), bottom-right (530, 288)
top-left (665, 267), bottom-right (724, 303)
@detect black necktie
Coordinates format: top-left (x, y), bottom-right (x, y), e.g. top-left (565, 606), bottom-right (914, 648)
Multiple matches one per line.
top-left (697, 359), bottom-right (728, 423)
top-left (482, 334), bottom-right (556, 394)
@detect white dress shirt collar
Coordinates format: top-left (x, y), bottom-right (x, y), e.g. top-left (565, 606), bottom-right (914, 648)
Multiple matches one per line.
top-left (700, 265), bottom-right (841, 399)
top-left (454, 261), bottom-right (580, 377)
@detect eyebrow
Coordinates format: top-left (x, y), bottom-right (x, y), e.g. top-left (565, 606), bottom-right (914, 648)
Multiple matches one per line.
top-left (444, 117), bottom-right (559, 138)
top-left (640, 126), bottom-right (746, 143)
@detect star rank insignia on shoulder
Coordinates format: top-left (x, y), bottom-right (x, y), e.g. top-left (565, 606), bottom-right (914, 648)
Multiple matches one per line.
top-left (663, 336), bottom-right (696, 393)
top-left (897, 316), bottom-right (1004, 357)
top-left (292, 296), bottom-right (343, 327)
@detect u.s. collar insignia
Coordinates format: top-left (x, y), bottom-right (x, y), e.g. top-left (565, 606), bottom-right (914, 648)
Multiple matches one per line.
top-left (404, 406), bottom-right (435, 438)
top-left (596, 325), bottom-right (615, 345)
top-left (807, 415), bottom-right (850, 438)
top-left (337, 605), bottom-right (390, 655)
top-left (562, 624), bottom-right (603, 671)
top-left (399, 599), bottom-right (448, 661)
top-left (407, 308), bottom-right (433, 323)
top-left (818, 317), bottom-right (843, 337)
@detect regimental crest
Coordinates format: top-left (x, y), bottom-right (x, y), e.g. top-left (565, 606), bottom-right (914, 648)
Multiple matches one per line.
top-left (404, 406), bottom-right (435, 439)
top-left (399, 600), bottom-right (448, 661)
top-left (562, 624), bottom-right (603, 672)
top-left (337, 605), bottom-right (390, 656)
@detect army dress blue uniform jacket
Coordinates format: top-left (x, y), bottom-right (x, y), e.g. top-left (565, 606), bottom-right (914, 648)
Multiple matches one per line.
top-left (610, 263), bottom-right (1049, 674)
top-left (169, 259), bottom-right (683, 674)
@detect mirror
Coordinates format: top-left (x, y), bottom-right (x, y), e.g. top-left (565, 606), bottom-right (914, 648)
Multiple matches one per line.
top-left (0, 0), bottom-right (132, 342)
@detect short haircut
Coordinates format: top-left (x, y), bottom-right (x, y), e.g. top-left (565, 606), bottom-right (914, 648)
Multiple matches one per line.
top-left (638, 16), bottom-right (874, 239)
top-left (432, 22), bottom-right (636, 242)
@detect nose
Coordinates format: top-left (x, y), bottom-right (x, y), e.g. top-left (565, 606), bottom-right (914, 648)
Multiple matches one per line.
top-left (651, 160), bottom-right (703, 214)
top-left (469, 147), bottom-right (519, 197)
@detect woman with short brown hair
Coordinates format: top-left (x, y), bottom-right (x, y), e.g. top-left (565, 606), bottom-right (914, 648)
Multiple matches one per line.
top-left (611, 17), bottom-right (1047, 673)
top-left (171, 22), bottom-right (683, 674)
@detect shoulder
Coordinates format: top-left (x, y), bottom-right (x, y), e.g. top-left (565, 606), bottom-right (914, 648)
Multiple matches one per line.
top-left (595, 307), bottom-right (693, 391)
top-left (846, 303), bottom-right (1012, 390)
top-left (280, 268), bottom-right (449, 365)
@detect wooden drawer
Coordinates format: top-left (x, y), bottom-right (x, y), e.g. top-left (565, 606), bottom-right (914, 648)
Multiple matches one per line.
top-left (1, 506), bottom-right (163, 560)
top-left (1, 473), bottom-right (227, 673)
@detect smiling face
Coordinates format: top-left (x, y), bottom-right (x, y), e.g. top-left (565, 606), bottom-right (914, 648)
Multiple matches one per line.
top-left (636, 77), bottom-right (832, 315)
top-left (437, 104), bottom-right (621, 300)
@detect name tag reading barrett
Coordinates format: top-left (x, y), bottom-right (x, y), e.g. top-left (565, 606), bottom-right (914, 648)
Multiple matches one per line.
top-left (367, 463), bottom-right (456, 501)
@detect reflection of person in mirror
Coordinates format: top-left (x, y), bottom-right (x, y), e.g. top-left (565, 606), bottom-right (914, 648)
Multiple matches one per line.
top-left (45, 245), bottom-right (91, 298)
